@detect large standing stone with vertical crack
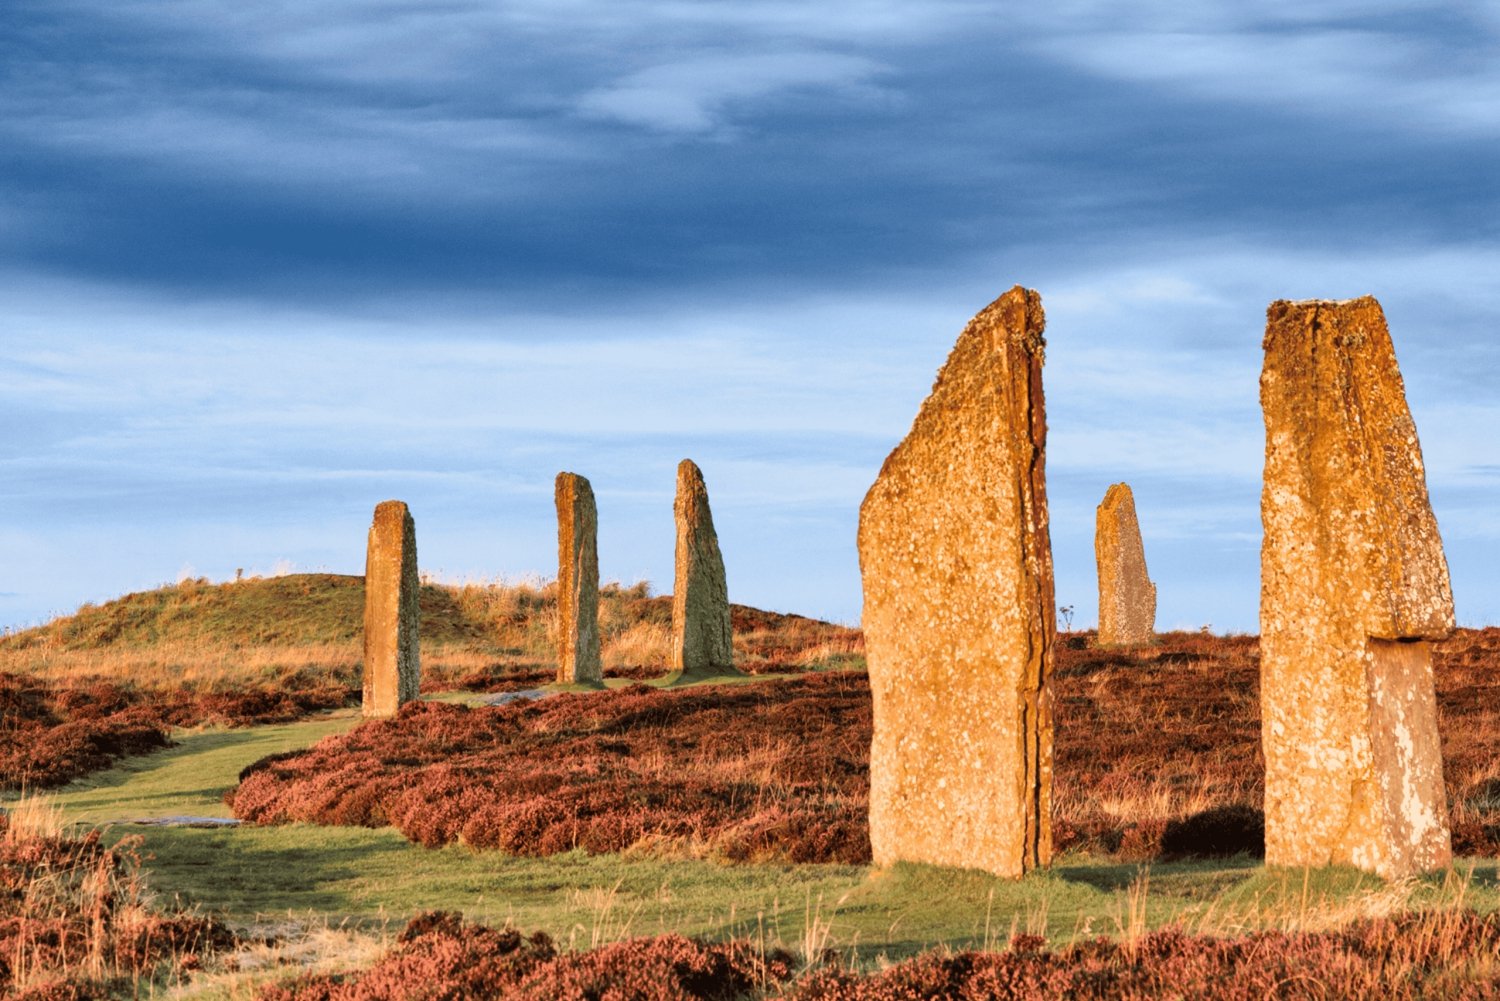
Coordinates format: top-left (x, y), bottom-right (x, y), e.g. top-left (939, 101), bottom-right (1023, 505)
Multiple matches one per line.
top-left (858, 285), bottom-right (1055, 878)
top-left (1095, 482), bottom-right (1156, 646)
top-left (556, 471), bottom-right (603, 687)
top-left (362, 500), bottom-right (420, 718)
top-left (1261, 296), bottom-right (1454, 880)
top-left (671, 459), bottom-right (737, 678)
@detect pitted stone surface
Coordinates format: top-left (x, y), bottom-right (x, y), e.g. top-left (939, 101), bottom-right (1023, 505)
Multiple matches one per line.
top-left (556, 471), bottom-right (603, 687)
top-left (671, 459), bottom-right (735, 673)
top-left (362, 500), bottom-right (420, 718)
top-left (858, 285), bottom-right (1055, 879)
top-left (1095, 482), bottom-right (1156, 646)
top-left (1260, 296), bottom-right (1454, 880)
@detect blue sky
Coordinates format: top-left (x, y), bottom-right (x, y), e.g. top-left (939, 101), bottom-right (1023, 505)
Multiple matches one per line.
top-left (2, 1), bottom-right (1497, 632)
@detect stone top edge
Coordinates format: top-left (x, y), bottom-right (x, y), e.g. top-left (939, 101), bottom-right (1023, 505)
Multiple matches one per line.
top-left (1267, 295), bottom-right (1378, 308)
top-left (968, 285), bottom-right (1046, 352)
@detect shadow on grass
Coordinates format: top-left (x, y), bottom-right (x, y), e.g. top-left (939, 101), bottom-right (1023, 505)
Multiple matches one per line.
top-left (1054, 855), bottom-right (1262, 894)
top-left (137, 826), bottom-right (387, 915)
top-left (1459, 858), bottom-right (1500, 887)
top-left (1053, 861), bottom-right (1150, 893)
top-left (599, 669), bottom-right (786, 690)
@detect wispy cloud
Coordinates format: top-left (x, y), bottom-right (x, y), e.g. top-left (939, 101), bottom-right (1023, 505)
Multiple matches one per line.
top-left (578, 51), bottom-right (890, 133)
top-left (1, 0), bottom-right (1496, 630)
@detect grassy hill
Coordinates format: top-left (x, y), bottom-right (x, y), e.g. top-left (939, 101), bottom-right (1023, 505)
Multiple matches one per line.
top-left (0, 574), bottom-right (862, 690)
top-left (3, 574), bottom-right (501, 651)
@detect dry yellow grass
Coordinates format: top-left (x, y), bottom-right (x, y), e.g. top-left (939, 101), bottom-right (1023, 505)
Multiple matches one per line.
top-left (3, 791), bottom-right (67, 842)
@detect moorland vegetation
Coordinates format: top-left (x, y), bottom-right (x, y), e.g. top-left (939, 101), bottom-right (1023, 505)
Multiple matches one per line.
top-left (226, 626), bottom-right (1500, 866)
top-left (0, 794), bottom-right (231, 998)
top-left (0, 574), bottom-right (859, 792)
top-left (6, 576), bottom-right (1500, 997)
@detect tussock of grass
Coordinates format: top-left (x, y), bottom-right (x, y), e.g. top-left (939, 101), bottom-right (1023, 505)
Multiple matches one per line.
top-left (0, 798), bottom-right (234, 997)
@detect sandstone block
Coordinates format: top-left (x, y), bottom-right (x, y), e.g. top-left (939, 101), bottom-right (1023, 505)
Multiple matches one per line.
top-left (1260, 296), bottom-right (1454, 879)
top-left (1095, 482), bottom-right (1156, 645)
top-left (362, 500), bottom-right (420, 718)
top-left (670, 459), bottom-right (737, 679)
top-left (858, 285), bottom-right (1055, 878)
top-left (556, 472), bottom-right (603, 687)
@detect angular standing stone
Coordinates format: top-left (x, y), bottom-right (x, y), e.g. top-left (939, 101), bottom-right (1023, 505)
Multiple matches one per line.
top-left (670, 459), bottom-right (737, 679)
top-left (1095, 482), bottom-right (1156, 645)
top-left (1260, 296), bottom-right (1454, 879)
top-left (858, 285), bottom-right (1055, 878)
top-left (556, 471), bottom-right (603, 687)
top-left (362, 500), bottom-right (421, 718)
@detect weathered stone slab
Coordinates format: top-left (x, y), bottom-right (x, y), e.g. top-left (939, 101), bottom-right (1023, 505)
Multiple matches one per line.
top-left (1095, 482), bottom-right (1156, 645)
top-left (670, 459), bottom-right (737, 679)
top-left (556, 471), bottom-right (603, 687)
top-left (858, 285), bottom-right (1055, 878)
top-left (1260, 296), bottom-right (1454, 879)
top-left (362, 500), bottom-right (420, 718)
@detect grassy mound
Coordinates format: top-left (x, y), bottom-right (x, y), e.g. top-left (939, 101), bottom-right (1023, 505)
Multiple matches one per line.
top-left (0, 574), bottom-right (862, 691)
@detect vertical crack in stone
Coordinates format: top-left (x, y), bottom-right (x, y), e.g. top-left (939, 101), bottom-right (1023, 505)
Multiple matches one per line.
top-left (859, 285), bottom-right (1054, 878)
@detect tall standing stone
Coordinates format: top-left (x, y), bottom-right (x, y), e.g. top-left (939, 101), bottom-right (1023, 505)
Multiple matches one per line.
top-left (556, 471), bottom-right (603, 687)
top-left (1260, 296), bottom-right (1454, 880)
top-left (362, 500), bottom-right (421, 718)
top-left (670, 459), bottom-right (737, 679)
top-left (858, 285), bottom-right (1055, 878)
top-left (1095, 482), bottom-right (1156, 645)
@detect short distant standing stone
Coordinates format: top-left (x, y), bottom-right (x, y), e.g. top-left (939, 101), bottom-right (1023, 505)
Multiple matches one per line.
top-left (858, 285), bottom-right (1055, 879)
top-left (556, 471), bottom-right (603, 687)
top-left (671, 459), bottom-right (735, 674)
top-left (1095, 483), bottom-right (1156, 645)
top-left (362, 500), bottom-right (420, 718)
top-left (1260, 296), bottom-right (1454, 880)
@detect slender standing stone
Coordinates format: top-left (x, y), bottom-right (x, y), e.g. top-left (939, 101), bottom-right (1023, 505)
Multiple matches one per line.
top-left (858, 285), bottom-right (1055, 878)
top-left (556, 472), bottom-right (603, 687)
top-left (1260, 296), bottom-right (1454, 879)
top-left (362, 500), bottom-right (421, 718)
top-left (1095, 482), bottom-right (1156, 645)
top-left (670, 459), bottom-right (737, 678)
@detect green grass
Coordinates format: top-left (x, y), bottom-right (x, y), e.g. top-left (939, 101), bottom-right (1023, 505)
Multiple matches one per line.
top-left (18, 708), bottom-right (1500, 965)
top-left (32, 712), bottom-right (364, 824)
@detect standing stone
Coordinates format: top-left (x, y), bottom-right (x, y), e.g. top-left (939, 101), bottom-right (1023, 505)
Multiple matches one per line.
top-left (670, 459), bottom-right (737, 679)
top-left (1095, 483), bottom-right (1156, 645)
top-left (858, 285), bottom-right (1055, 878)
top-left (362, 500), bottom-right (421, 718)
top-left (1260, 296), bottom-right (1454, 880)
top-left (556, 472), bottom-right (603, 687)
